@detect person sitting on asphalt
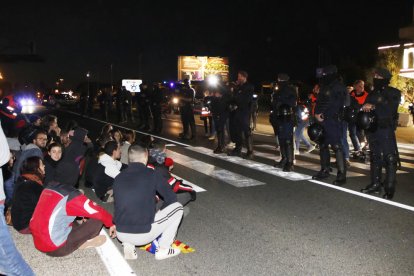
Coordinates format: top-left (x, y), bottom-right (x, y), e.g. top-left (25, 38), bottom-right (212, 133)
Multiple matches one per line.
top-left (120, 129), bottom-right (135, 165)
top-left (13, 129), bottom-right (46, 182)
top-left (11, 156), bottom-right (45, 234)
top-left (94, 140), bottom-right (124, 202)
top-left (147, 140), bottom-right (196, 211)
top-left (43, 142), bottom-right (63, 186)
top-left (54, 127), bottom-right (92, 187)
top-left (29, 164), bottom-right (116, 257)
top-left (113, 144), bottom-right (184, 260)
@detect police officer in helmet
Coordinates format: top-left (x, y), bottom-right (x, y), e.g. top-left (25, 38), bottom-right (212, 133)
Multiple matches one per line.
top-left (270, 73), bottom-right (297, 172)
top-left (179, 79), bottom-right (196, 140)
top-left (312, 65), bottom-right (347, 185)
top-left (360, 68), bottom-right (401, 199)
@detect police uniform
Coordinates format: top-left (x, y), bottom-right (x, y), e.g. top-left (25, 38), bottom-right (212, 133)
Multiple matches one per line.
top-left (179, 80), bottom-right (196, 140)
top-left (228, 80), bottom-right (254, 158)
top-left (210, 85), bottom-right (231, 153)
top-left (312, 65), bottom-right (347, 185)
top-left (269, 74), bottom-right (297, 172)
top-left (361, 68), bottom-right (401, 199)
top-left (151, 84), bottom-right (164, 134)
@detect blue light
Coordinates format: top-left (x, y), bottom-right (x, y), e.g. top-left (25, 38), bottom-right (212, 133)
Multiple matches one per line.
top-left (170, 82), bottom-right (174, 88)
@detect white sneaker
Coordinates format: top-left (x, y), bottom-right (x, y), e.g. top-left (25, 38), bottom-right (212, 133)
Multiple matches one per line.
top-left (227, 142), bottom-right (235, 148)
top-left (294, 150), bottom-right (300, 155)
top-left (123, 243), bottom-right (137, 260)
top-left (306, 145), bottom-right (316, 153)
top-left (208, 134), bottom-right (216, 140)
top-left (155, 247), bottom-right (181, 260)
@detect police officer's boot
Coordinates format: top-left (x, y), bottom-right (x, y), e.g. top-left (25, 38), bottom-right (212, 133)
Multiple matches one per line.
top-left (332, 144), bottom-right (346, 185)
top-left (283, 139), bottom-right (294, 172)
top-left (383, 153), bottom-right (397, 200)
top-left (275, 140), bottom-right (287, 168)
top-left (214, 131), bottom-right (225, 154)
top-left (228, 146), bottom-right (242, 157)
top-left (245, 134), bottom-right (254, 160)
top-left (312, 144), bottom-right (330, 180)
top-left (361, 156), bottom-right (382, 194)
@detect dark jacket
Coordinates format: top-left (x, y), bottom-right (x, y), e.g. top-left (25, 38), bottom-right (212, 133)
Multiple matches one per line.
top-left (44, 155), bottom-right (60, 186)
top-left (93, 163), bottom-right (114, 199)
top-left (11, 175), bottom-right (44, 231)
top-left (113, 162), bottom-right (177, 233)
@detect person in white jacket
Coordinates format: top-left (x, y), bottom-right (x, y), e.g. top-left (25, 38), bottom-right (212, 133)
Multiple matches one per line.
top-left (94, 140), bottom-right (123, 202)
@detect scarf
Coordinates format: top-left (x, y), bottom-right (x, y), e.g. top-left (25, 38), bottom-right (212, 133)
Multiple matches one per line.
top-left (21, 173), bottom-right (43, 186)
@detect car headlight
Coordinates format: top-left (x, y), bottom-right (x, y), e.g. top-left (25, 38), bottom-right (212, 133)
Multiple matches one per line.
top-left (172, 97), bottom-right (179, 104)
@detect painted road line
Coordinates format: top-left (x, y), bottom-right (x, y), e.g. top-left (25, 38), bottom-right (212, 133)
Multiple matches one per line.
top-left (187, 146), bottom-right (312, 181)
top-left (255, 144), bottom-right (410, 174)
top-left (96, 229), bottom-right (136, 275)
top-left (171, 173), bottom-right (207, 192)
top-left (309, 179), bottom-right (414, 212)
top-left (167, 150), bottom-right (265, 187)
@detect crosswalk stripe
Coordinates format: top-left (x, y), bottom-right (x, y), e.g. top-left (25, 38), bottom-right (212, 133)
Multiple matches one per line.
top-left (170, 173), bottom-right (207, 192)
top-left (255, 144), bottom-right (410, 174)
top-left (187, 146), bottom-right (313, 181)
top-left (167, 150), bottom-right (266, 187)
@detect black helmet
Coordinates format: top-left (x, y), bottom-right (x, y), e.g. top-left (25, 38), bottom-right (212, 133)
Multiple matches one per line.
top-left (343, 107), bottom-right (358, 123)
top-left (277, 104), bottom-right (292, 119)
top-left (307, 123), bottom-right (324, 143)
top-left (356, 110), bottom-right (377, 131)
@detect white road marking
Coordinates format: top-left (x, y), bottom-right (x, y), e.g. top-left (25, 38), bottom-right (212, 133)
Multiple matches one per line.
top-left (167, 150), bottom-right (265, 187)
top-left (187, 146), bottom-right (312, 181)
top-left (96, 229), bottom-right (136, 275)
top-left (309, 179), bottom-right (414, 212)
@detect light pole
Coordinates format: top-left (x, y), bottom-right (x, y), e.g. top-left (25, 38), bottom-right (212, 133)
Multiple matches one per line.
top-left (84, 71), bottom-right (90, 116)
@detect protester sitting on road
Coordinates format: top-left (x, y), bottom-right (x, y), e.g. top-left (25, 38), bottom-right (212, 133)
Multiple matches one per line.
top-left (2, 149), bottom-right (16, 208)
top-left (41, 114), bottom-right (61, 144)
top-left (11, 156), bottom-right (45, 234)
top-left (110, 128), bottom-right (123, 144)
top-left (29, 176), bottom-right (116, 257)
top-left (120, 129), bottom-right (135, 165)
top-left (114, 144), bottom-right (184, 260)
top-left (13, 129), bottom-right (46, 182)
top-left (148, 141), bottom-right (196, 210)
top-left (94, 141), bottom-right (124, 202)
top-left (59, 129), bottom-right (71, 148)
top-left (54, 127), bottom-right (91, 187)
top-left (44, 142), bottom-right (63, 185)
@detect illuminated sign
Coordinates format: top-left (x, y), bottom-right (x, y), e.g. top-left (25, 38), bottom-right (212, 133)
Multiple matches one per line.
top-left (178, 56), bottom-right (229, 82)
top-left (122, 79), bottom-right (142, 93)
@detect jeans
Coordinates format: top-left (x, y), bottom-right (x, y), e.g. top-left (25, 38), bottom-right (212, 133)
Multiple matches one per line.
top-left (294, 121), bottom-right (312, 150)
top-left (0, 204), bottom-right (34, 276)
top-left (340, 121), bottom-right (350, 159)
top-left (348, 122), bottom-right (361, 151)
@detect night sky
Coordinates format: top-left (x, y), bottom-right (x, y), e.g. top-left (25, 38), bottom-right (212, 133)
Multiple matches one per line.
top-left (1, 0), bottom-right (414, 89)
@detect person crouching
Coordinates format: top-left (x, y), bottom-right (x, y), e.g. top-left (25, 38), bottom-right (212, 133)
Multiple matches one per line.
top-left (114, 144), bottom-right (184, 260)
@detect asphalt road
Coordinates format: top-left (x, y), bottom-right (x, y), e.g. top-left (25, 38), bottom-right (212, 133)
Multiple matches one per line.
top-left (9, 107), bottom-right (414, 275)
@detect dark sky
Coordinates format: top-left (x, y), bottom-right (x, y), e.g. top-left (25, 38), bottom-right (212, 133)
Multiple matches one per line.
top-left (1, 0), bottom-right (414, 89)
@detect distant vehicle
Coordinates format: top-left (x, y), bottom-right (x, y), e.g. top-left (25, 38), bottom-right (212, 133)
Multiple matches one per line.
top-left (43, 93), bottom-right (78, 108)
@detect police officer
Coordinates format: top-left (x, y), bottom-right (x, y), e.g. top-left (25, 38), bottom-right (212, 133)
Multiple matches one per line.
top-left (137, 83), bottom-right (151, 131)
top-left (210, 78), bottom-right (231, 153)
top-left (151, 83), bottom-right (164, 134)
top-left (270, 74), bottom-right (297, 172)
top-left (312, 65), bottom-right (347, 185)
top-left (228, 70), bottom-right (254, 159)
top-left (178, 79), bottom-right (196, 140)
top-left (117, 86), bottom-right (127, 123)
top-left (360, 68), bottom-right (401, 199)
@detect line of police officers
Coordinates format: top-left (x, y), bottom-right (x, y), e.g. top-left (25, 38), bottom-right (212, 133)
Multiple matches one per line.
top-left (307, 65), bottom-right (401, 199)
top-left (93, 65), bottom-right (402, 200)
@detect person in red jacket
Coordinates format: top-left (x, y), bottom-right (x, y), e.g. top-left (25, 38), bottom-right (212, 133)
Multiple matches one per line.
top-left (30, 176), bottom-right (116, 257)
